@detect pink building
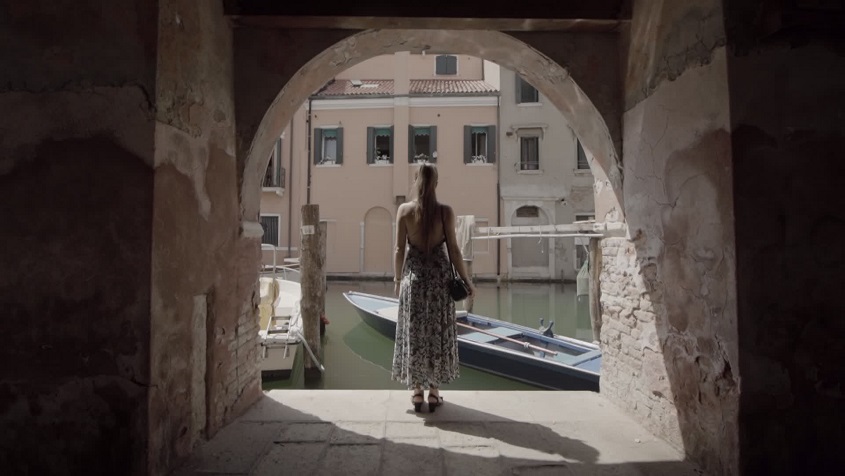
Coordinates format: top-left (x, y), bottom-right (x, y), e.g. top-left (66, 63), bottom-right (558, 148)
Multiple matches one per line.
top-left (260, 52), bottom-right (501, 278)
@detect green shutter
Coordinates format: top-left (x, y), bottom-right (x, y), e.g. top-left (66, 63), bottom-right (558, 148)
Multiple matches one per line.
top-left (336, 127), bottom-right (344, 164)
top-left (486, 125), bottom-right (496, 163)
top-left (447, 56), bottom-right (457, 74)
top-left (463, 125), bottom-right (472, 163)
top-left (408, 125), bottom-right (414, 163)
top-left (436, 55), bottom-right (446, 74)
top-left (429, 126), bottom-right (437, 162)
top-left (389, 126), bottom-right (394, 163)
top-left (313, 128), bottom-right (322, 164)
top-left (367, 127), bottom-right (375, 164)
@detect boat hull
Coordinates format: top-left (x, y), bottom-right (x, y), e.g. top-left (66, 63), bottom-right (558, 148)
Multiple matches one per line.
top-left (346, 292), bottom-right (599, 391)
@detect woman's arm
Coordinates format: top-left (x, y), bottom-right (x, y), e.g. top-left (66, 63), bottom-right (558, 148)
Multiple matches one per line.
top-left (442, 205), bottom-right (475, 294)
top-left (394, 204), bottom-right (408, 284)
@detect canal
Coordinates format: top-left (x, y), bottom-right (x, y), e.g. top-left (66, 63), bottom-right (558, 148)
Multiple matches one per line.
top-left (262, 280), bottom-right (593, 391)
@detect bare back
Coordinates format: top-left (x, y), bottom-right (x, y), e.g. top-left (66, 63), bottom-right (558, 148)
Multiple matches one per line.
top-left (401, 201), bottom-right (446, 252)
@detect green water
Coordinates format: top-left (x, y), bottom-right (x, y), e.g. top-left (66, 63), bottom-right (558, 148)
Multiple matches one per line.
top-left (262, 280), bottom-right (593, 391)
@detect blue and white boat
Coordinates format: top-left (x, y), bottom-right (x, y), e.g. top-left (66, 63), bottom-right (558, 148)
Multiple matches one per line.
top-left (343, 291), bottom-right (601, 391)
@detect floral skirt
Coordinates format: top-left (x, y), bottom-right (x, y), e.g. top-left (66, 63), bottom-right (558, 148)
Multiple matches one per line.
top-left (391, 245), bottom-right (460, 389)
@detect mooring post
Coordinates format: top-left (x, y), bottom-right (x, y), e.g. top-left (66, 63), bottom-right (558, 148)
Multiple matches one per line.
top-left (318, 220), bottom-right (327, 336)
top-left (588, 237), bottom-right (602, 343)
top-left (300, 204), bottom-right (323, 374)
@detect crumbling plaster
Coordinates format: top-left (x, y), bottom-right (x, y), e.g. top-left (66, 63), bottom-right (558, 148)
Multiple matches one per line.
top-left (233, 28), bottom-right (624, 224)
top-left (149, 0), bottom-right (260, 473)
top-left (607, 1), bottom-right (740, 475)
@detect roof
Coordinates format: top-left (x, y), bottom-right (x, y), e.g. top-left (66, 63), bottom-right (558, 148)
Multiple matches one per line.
top-left (314, 79), bottom-right (499, 97)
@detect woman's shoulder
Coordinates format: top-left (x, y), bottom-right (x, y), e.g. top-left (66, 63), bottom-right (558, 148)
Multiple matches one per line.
top-left (397, 201), bottom-right (414, 217)
top-left (439, 203), bottom-right (454, 217)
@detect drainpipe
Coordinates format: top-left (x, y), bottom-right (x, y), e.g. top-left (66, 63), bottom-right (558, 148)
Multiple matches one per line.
top-left (496, 94), bottom-right (502, 281)
top-left (287, 116), bottom-right (294, 259)
top-left (306, 97), bottom-right (313, 204)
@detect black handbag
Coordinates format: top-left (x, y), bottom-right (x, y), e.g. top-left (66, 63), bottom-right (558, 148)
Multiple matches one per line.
top-left (442, 209), bottom-right (469, 301)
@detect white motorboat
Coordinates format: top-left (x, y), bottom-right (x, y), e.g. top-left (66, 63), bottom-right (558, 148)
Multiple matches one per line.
top-left (257, 250), bottom-right (303, 379)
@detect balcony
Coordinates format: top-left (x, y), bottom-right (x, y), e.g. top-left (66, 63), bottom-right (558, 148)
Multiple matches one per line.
top-left (263, 166), bottom-right (285, 196)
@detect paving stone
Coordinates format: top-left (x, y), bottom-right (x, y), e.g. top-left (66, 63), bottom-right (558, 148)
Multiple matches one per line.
top-left (190, 422), bottom-right (283, 474)
top-left (252, 442), bottom-right (326, 476)
top-left (443, 446), bottom-right (502, 476)
top-left (317, 444), bottom-right (383, 475)
top-left (381, 438), bottom-right (443, 475)
top-left (434, 422), bottom-right (492, 447)
top-left (385, 421), bottom-right (439, 439)
top-left (180, 391), bottom-right (704, 476)
top-left (330, 421), bottom-right (386, 444)
top-left (275, 422), bottom-right (334, 442)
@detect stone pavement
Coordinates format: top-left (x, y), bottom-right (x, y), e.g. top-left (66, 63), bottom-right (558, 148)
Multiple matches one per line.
top-left (175, 390), bottom-right (705, 476)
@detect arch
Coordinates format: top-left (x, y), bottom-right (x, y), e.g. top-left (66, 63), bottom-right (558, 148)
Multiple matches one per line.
top-left (363, 207), bottom-right (393, 273)
top-left (239, 29), bottom-right (623, 224)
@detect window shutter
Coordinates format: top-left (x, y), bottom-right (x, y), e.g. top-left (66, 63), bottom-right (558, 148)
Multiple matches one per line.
top-left (366, 127), bottom-right (375, 164)
top-left (429, 126), bottom-right (437, 162)
top-left (447, 56), bottom-right (457, 74)
top-left (463, 125), bottom-right (472, 163)
top-left (436, 55), bottom-right (446, 74)
top-left (486, 125), bottom-right (496, 163)
top-left (389, 126), bottom-right (394, 163)
top-left (313, 128), bottom-right (322, 164)
top-left (515, 76), bottom-right (522, 103)
top-left (577, 140), bottom-right (588, 169)
top-left (408, 125), bottom-right (415, 163)
top-left (336, 127), bottom-right (344, 164)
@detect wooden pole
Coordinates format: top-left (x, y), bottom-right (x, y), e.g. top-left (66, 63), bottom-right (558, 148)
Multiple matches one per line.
top-left (588, 237), bottom-right (602, 343)
top-left (318, 221), bottom-right (327, 336)
top-left (300, 204), bottom-right (323, 372)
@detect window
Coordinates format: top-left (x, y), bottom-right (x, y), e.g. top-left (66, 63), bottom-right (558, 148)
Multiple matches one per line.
top-left (408, 125), bottom-right (437, 163)
top-left (463, 125), bottom-right (496, 164)
top-left (519, 136), bottom-right (540, 170)
top-left (263, 137), bottom-right (284, 188)
top-left (367, 126), bottom-right (394, 164)
top-left (516, 75), bottom-right (539, 104)
top-left (516, 206), bottom-right (540, 218)
top-left (260, 215), bottom-right (280, 247)
top-left (313, 127), bottom-right (343, 165)
top-left (435, 55), bottom-right (457, 75)
top-left (576, 139), bottom-right (589, 170)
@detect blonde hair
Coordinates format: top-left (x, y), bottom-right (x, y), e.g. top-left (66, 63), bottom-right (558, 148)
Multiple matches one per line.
top-left (412, 163), bottom-right (439, 251)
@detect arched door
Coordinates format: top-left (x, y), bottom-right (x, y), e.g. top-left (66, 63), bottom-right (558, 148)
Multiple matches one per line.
top-left (363, 207), bottom-right (392, 273)
top-left (511, 205), bottom-right (550, 277)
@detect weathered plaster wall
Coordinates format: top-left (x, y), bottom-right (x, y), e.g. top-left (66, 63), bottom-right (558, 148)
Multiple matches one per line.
top-left (0, 2), bottom-right (157, 474)
top-left (725, 3), bottom-right (845, 471)
top-left (603, 1), bottom-right (740, 474)
top-left (233, 28), bottom-right (623, 225)
top-left (150, 1), bottom-right (260, 473)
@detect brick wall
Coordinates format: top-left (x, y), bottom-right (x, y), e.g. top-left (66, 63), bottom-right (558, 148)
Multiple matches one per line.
top-left (598, 238), bottom-right (682, 448)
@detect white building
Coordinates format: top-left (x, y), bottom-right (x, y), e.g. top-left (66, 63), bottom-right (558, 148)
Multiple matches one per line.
top-left (498, 70), bottom-right (595, 281)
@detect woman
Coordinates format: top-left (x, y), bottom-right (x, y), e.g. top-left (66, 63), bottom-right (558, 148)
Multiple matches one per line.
top-left (392, 163), bottom-right (475, 413)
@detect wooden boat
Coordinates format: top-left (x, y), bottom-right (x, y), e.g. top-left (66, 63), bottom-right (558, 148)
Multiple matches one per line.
top-left (343, 291), bottom-right (601, 391)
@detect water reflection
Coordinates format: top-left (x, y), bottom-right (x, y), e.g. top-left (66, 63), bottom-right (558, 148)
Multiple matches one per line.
top-left (262, 280), bottom-right (593, 391)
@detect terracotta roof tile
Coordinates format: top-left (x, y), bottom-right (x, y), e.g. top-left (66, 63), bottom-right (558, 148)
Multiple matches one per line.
top-left (410, 80), bottom-right (498, 95)
top-left (314, 79), bottom-right (499, 97)
top-left (314, 80), bottom-right (394, 96)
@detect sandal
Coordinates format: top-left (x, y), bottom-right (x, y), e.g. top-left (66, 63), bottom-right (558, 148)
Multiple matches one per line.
top-left (428, 393), bottom-right (444, 413)
top-left (411, 390), bottom-right (424, 413)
